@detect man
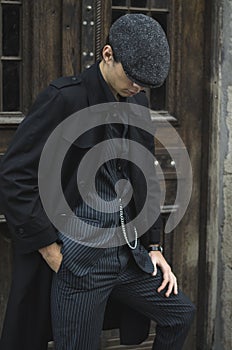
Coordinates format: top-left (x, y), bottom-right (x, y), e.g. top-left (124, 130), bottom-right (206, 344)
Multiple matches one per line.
top-left (0, 14), bottom-right (195, 350)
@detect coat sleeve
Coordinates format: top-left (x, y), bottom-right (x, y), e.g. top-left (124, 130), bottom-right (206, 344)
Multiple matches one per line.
top-left (0, 85), bottom-right (65, 253)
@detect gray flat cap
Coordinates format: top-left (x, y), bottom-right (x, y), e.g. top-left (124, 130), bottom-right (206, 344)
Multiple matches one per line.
top-left (109, 14), bottom-right (170, 88)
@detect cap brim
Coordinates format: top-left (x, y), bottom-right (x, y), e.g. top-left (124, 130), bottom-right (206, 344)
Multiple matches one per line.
top-left (125, 71), bottom-right (164, 89)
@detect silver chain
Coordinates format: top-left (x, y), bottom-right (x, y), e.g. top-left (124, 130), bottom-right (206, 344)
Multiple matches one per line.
top-left (119, 198), bottom-right (138, 249)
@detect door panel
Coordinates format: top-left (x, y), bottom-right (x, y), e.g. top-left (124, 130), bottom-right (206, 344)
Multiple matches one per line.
top-left (101, 1), bottom-right (206, 349)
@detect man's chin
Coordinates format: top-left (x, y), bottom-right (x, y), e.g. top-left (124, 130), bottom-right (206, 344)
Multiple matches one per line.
top-left (120, 91), bottom-right (137, 97)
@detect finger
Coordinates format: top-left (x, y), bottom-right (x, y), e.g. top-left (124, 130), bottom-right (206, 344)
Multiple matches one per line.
top-left (174, 278), bottom-right (178, 295)
top-left (157, 272), bottom-right (169, 292)
top-left (165, 278), bottom-right (174, 297)
top-left (165, 275), bottom-right (178, 297)
top-left (169, 274), bottom-right (178, 295)
top-left (54, 255), bottom-right (63, 273)
top-left (152, 262), bottom-right (157, 276)
top-left (149, 255), bottom-right (157, 276)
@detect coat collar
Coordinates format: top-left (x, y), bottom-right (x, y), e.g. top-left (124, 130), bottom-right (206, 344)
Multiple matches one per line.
top-left (80, 61), bottom-right (143, 110)
top-left (81, 61), bottom-right (116, 106)
top-left (74, 62), bottom-right (151, 147)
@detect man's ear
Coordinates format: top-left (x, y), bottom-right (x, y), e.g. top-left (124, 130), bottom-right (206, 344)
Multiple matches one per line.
top-left (102, 45), bottom-right (114, 63)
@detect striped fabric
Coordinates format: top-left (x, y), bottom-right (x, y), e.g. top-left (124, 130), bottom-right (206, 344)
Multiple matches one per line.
top-left (51, 65), bottom-right (195, 349)
top-left (51, 247), bottom-right (195, 350)
top-left (57, 118), bottom-right (155, 277)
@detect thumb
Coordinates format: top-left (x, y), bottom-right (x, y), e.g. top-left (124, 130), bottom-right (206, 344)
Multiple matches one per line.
top-left (152, 261), bottom-right (157, 276)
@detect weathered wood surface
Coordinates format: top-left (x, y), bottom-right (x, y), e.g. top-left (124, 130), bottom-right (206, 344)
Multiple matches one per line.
top-left (62, 0), bottom-right (82, 75)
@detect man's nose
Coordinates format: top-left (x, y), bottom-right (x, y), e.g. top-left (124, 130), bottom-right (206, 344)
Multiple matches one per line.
top-left (132, 82), bottom-right (143, 92)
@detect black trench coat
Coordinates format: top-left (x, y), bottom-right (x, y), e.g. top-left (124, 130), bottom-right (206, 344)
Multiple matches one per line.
top-left (0, 62), bottom-right (161, 350)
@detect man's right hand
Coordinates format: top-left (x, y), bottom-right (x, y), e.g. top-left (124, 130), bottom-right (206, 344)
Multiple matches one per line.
top-left (38, 242), bottom-right (63, 273)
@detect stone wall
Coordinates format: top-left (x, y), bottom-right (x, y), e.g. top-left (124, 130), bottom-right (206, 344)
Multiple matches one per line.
top-left (212, 1), bottom-right (232, 348)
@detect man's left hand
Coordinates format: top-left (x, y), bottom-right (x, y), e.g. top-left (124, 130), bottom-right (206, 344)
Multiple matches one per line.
top-left (149, 251), bottom-right (178, 297)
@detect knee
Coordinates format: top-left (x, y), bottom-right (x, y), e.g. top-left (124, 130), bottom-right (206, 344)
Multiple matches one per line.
top-left (170, 298), bottom-right (196, 330)
top-left (183, 301), bottom-right (196, 327)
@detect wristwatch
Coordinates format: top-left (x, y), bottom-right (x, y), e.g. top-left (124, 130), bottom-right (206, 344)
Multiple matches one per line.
top-left (147, 244), bottom-right (163, 253)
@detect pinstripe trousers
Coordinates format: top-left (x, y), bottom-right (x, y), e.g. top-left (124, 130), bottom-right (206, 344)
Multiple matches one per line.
top-left (51, 245), bottom-right (195, 350)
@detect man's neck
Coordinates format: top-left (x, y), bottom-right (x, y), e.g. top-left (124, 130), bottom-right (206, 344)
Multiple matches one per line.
top-left (99, 60), bottom-right (118, 100)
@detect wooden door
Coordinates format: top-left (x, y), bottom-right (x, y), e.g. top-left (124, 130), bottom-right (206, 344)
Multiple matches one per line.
top-left (0, 1), bottom-right (209, 349)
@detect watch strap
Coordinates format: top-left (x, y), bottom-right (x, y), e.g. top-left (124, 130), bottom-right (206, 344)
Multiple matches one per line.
top-left (147, 245), bottom-right (163, 253)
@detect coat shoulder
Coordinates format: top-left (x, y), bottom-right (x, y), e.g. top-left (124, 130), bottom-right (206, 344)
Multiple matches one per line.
top-left (50, 76), bottom-right (82, 90)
